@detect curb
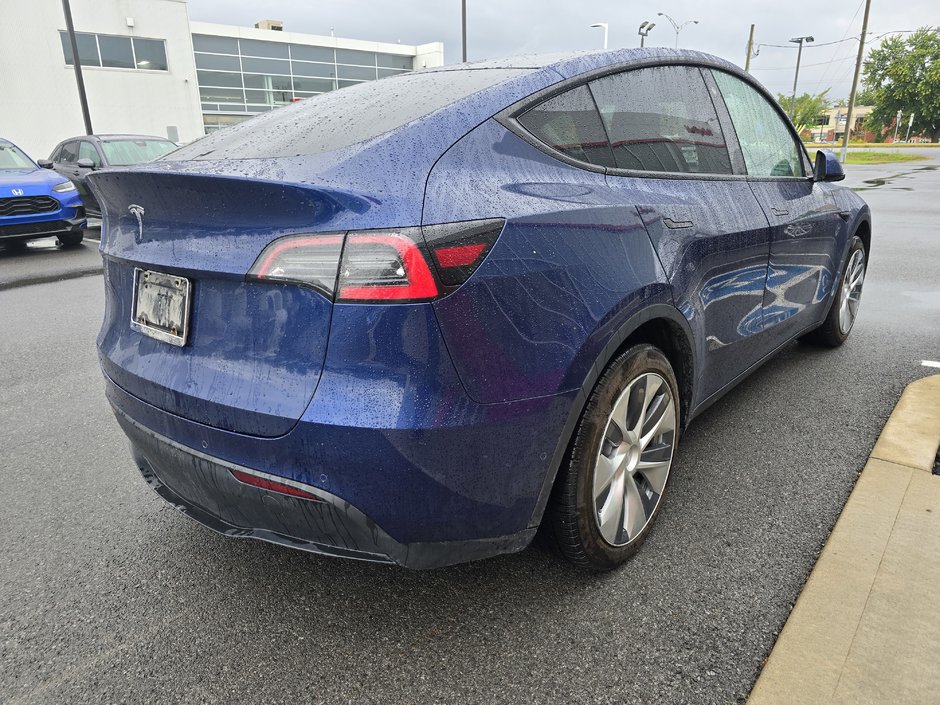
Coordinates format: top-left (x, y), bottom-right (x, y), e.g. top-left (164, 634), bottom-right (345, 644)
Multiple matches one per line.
top-left (0, 264), bottom-right (103, 292)
top-left (748, 374), bottom-right (940, 705)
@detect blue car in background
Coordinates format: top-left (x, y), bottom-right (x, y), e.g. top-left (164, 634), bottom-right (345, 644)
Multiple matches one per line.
top-left (88, 49), bottom-right (869, 571)
top-left (0, 138), bottom-right (86, 248)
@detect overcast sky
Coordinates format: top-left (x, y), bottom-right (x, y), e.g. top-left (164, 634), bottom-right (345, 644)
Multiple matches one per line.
top-left (187, 0), bottom-right (935, 101)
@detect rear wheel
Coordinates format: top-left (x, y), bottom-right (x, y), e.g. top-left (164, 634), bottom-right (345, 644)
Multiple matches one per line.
top-left (802, 236), bottom-right (866, 347)
top-left (58, 232), bottom-right (84, 248)
top-left (546, 344), bottom-right (680, 571)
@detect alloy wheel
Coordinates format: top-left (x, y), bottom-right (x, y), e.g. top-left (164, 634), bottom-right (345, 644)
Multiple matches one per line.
top-left (838, 248), bottom-right (866, 335)
top-left (592, 372), bottom-right (677, 546)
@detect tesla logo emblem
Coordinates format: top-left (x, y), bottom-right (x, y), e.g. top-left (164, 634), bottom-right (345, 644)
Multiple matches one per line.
top-left (11, 188), bottom-right (24, 196)
top-left (128, 204), bottom-right (145, 240)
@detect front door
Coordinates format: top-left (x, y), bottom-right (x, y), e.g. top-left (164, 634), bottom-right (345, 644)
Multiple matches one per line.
top-left (710, 69), bottom-right (843, 341)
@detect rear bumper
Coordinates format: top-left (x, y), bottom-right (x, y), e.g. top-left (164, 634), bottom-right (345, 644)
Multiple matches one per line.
top-left (115, 406), bottom-right (536, 569)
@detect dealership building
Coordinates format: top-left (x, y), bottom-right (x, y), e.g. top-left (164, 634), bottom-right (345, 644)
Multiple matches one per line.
top-left (0, 0), bottom-right (444, 158)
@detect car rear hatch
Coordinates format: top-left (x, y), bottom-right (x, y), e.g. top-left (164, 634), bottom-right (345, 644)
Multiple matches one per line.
top-left (91, 167), bottom-right (366, 438)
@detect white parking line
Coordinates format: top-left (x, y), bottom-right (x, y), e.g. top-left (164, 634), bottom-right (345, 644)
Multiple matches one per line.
top-left (921, 360), bottom-right (940, 369)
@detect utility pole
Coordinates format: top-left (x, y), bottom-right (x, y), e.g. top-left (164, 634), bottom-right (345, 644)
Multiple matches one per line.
top-left (841, 0), bottom-right (872, 162)
top-left (745, 24), bottom-right (755, 72)
top-left (461, 0), bottom-right (467, 62)
top-left (788, 35), bottom-right (814, 120)
top-left (62, 0), bottom-right (93, 135)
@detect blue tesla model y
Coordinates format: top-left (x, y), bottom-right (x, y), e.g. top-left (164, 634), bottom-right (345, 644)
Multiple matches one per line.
top-left (89, 49), bottom-right (869, 570)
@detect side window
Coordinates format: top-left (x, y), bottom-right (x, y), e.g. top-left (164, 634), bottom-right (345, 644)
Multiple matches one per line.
top-left (59, 141), bottom-right (79, 163)
top-left (589, 66), bottom-right (733, 175)
top-left (517, 84), bottom-right (615, 168)
top-left (711, 70), bottom-right (803, 178)
top-left (78, 140), bottom-right (101, 166)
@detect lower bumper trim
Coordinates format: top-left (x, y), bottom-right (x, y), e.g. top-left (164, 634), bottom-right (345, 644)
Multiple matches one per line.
top-left (114, 407), bottom-right (535, 569)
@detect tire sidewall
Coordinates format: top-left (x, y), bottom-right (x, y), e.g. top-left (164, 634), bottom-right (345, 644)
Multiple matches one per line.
top-left (832, 236), bottom-right (866, 341)
top-left (570, 344), bottom-right (680, 569)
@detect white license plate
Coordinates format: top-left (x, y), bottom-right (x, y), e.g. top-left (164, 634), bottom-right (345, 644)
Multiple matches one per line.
top-left (131, 268), bottom-right (191, 347)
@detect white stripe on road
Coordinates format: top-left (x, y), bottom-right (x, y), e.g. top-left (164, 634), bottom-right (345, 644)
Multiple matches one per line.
top-left (921, 360), bottom-right (940, 369)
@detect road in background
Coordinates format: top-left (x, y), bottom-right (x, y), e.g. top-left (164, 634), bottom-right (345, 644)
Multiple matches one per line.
top-left (1, 159), bottom-right (938, 705)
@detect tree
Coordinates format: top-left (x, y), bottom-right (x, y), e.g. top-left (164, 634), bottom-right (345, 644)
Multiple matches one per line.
top-left (776, 90), bottom-right (831, 134)
top-left (862, 27), bottom-right (940, 142)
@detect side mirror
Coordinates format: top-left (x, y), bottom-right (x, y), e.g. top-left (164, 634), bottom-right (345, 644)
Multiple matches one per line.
top-left (37, 159), bottom-right (53, 169)
top-left (76, 158), bottom-right (96, 170)
top-left (814, 150), bottom-right (845, 182)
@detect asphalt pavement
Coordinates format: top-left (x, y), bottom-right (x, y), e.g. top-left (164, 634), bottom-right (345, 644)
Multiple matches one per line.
top-left (1, 156), bottom-right (938, 705)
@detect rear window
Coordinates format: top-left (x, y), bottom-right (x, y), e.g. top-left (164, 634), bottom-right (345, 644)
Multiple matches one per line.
top-left (170, 68), bottom-right (529, 161)
top-left (101, 139), bottom-right (177, 166)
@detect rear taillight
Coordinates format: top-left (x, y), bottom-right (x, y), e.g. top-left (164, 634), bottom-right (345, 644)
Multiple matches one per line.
top-left (247, 219), bottom-right (504, 302)
top-left (248, 233), bottom-right (344, 298)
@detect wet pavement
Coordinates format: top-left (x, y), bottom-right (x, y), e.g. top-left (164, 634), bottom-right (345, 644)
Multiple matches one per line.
top-left (1, 156), bottom-right (938, 705)
top-left (0, 227), bottom-right (101, 291)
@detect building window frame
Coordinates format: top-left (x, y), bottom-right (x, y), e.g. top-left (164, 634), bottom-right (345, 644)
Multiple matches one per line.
top-left (59, 30), bottom-right (169, 72)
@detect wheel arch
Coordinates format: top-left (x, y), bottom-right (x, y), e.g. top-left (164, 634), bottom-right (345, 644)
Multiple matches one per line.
top-left (528, 304), bottom-right (697, 530)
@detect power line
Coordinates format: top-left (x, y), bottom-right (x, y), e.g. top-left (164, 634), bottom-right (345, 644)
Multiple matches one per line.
top-left (812, 0), bottom-right (864, 93)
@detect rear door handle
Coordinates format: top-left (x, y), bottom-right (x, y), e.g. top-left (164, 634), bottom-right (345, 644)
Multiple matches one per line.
top-left (771, 207), bottom-right (790, 217)
top-left (663, 217), bottom-right (693, 229)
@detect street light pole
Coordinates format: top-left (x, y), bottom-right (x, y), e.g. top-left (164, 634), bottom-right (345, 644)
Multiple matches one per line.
top-left (62, 0), bottom-right (93, 135)
top-left (461, 0), bottom-right (467, 62)
top-left (656, 13), bottom-right (698, 49)
top-left (744, 24), bottom-right (755, 72)
top-left (788, 35), bottom-right (814, 121)
top-left (590, 23), bottom-right (608, 50)
top-left (638, 21), bottom-right (655, 48)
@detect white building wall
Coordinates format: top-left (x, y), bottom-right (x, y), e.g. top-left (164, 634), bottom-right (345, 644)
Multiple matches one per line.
top-left (0, 0), bottom-right (203, 158)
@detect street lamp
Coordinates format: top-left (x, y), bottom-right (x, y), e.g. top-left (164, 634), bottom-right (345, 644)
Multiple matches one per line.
top-left (788, 35), bottom-right (814, 121)
top-left (590, 22), bottom-right (608, 50)
top-left (638, 21), bottom-right (656, 48)
top-left (657, 13), bottom-right (698, 48)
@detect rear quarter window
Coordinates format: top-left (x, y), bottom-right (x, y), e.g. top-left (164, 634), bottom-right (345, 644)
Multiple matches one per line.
top-left (517, 84), bottom-right (615, 168)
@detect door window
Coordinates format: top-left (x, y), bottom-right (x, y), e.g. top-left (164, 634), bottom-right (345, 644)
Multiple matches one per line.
top-left (58, 141), bottom-right (80, 163)
top-left (78, 141), bottom-right (102, 166)
top-left (589, 66), bottom-right (733, 175)
top-left (712, 70), bottom-right (804, 178)
top-left (517, 85), bottom-right (615, 168)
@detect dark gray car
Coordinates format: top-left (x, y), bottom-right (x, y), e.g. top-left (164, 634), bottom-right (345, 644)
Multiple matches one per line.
top-left (46, 134), bottom-right (176, 216)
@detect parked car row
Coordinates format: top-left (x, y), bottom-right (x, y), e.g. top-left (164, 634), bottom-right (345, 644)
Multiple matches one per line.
top-left (0, 134), bottom-right (176, 248)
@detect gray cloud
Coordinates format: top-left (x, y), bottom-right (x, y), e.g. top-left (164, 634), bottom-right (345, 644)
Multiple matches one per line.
top-left (187, 0), bottom-right (934, 100)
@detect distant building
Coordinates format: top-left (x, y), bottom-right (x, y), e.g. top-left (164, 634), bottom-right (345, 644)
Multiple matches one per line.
top-left (0, 0), bottom-right (444, 157)
top-left (811, 105), bottom-right (874, 143)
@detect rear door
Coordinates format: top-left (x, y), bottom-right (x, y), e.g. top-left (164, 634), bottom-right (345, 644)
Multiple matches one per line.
top-left (594, 65), bottom-right (773, 401)
top-left (710, 70), bottom-right (843, 341)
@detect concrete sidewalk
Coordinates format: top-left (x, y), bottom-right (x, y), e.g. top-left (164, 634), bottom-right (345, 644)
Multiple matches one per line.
top-left (748, 375), bottom-right (940, 705)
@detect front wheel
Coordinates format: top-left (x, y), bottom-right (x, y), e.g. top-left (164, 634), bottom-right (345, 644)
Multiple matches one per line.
top-left (546, 344), bottom-right (680, 571)
top-left (802, 235), bottom-right (866, 347)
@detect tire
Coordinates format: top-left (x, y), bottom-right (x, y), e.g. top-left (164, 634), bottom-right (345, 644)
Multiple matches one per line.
top-left (58, 232), bottom-right (84, 248)
top-left (546, 344), bottom-right (681, 571)
top-left (802, 235), bottom-right (866, 347)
